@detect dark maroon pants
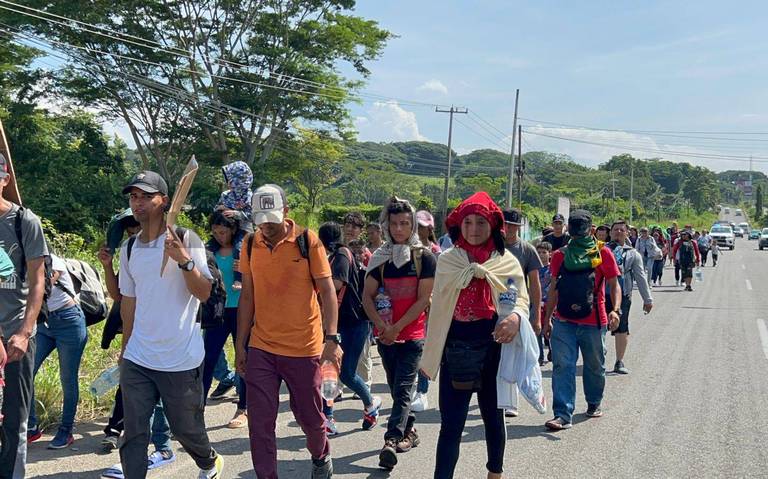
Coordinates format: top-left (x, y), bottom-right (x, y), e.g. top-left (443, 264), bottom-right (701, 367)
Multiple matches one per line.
top-left (245, 347), bottom-right (329, 479)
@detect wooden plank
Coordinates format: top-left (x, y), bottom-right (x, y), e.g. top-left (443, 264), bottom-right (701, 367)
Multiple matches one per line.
top-left (160, 156), bottom-right (199, 276)
top-left (0, 118), bottom-right (22, 205)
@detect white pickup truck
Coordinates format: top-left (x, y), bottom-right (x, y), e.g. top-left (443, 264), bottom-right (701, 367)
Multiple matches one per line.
top-left (710, 224), bottom-right (735, 250)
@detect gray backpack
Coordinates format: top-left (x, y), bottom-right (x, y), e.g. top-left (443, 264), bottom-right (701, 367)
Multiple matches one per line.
top-left (59, 259), bottom-right (109, 326)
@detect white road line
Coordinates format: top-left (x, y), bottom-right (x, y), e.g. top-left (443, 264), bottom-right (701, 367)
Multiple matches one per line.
top-left (758, 319), bottom-right (768, 360)
top-left (742, 264), bottom-right (746, 270)
top-left (746, 279), bottom-right (753, 291)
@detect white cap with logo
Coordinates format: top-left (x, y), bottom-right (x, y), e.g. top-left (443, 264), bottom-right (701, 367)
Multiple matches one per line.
top-left (252, 184), bottom-right (287, 225)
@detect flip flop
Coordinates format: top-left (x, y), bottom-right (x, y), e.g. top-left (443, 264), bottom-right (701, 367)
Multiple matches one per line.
top-left (545, 417), bottom-right (572, 431)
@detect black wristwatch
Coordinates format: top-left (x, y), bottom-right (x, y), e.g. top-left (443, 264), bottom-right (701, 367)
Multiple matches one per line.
top-left (324, 333), bottom-right (341, 345)
top-left (178, 259), bottom-right (195, 272)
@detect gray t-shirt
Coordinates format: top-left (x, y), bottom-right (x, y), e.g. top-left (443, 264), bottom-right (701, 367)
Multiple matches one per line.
top-left (0, 204), bottom-right (48, 337)
top-left (506, 238), bottom-right (543, 278)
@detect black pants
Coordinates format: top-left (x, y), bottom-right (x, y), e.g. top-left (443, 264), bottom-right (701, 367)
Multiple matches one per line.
top-left (120, 359), bottom-right (217, 479)
top-left (104, 386), bottom-right (125, 436)
top-left (700, 248), bottom-right (709, 265)
top-left (202, 308), bottom-right (246, 410)
top-left (0, 336), bottom-right (35, 479)
top-left (377, 340), bottom-right (423, 440)
top-left (435, 321), bottom-right (505, 478)
top-left (675, 262), bottom-right (681, 282)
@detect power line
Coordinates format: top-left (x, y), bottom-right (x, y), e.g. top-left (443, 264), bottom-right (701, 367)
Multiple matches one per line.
top-left (523, 128), bottom-right (768, 163)
top-left (0, 0), bottom-right (452, 110)
top-left (520, 116), bottom-right (768, 137)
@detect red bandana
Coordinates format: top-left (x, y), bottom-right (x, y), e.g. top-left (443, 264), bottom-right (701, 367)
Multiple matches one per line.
top-left (446, 192), bottom-right (505, 321)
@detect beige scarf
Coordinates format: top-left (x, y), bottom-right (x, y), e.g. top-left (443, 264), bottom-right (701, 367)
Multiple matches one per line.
top-left (420, 246), bottom-right (529, 379)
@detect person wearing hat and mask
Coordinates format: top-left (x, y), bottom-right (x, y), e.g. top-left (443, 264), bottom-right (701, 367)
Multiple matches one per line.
top-left (0, 152), bottom-right (48, 478)
top-left (420, 192), bottom-right (529, 479)
top-left (543, 213), bottom-right (571, 251)
top-left (501, 208), bottom-right (542, 418)
top-left (235, 184), bottom-right (340, 479)
top-left (362, 197), bottom-right (436, 471)
top-left (117, 171), bottom-right (223, 479)
top-left (542, 210), bottom-right (621, 431)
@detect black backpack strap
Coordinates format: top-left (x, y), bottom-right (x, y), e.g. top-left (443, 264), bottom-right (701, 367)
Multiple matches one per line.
top-left (14, 206), bottom-right (27, 280)
top-left (296, 229), bottom-right (315, 289)
top-left (126, 235), bottom-right (137, 262)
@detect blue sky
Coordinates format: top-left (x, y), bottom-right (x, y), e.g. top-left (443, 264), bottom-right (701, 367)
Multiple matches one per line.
top-left (345, 1), bottom-right (768, 173)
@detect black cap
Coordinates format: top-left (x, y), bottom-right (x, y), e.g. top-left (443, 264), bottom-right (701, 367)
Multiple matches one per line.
top-left (122, 171), bottom-right (169, 196)
top-left (553, 213), bottom-right (565, 223)
top-left (568, 209), bottom-right (592, 237)
top-left (503, 208), bottom-right (523, 225)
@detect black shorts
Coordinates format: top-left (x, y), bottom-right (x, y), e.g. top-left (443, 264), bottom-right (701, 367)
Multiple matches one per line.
top-left (681, 265), bottom-right (694, 280)
top-left (606, 296), bottom-right (632, 336)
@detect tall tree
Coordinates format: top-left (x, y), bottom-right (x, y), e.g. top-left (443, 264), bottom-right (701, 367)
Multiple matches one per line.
top-left (755, 184), bottom-right (763, 221)
top-left (6, 0), bottom-right (391, 182)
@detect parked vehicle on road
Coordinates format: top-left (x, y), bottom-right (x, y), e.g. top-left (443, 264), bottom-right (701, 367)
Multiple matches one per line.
top-left (735, 209), bottom-right (743, 216)
top-left (749, 229), bottom-right (761, 240)
top-left (734, 227), bottom-right (744, 238)
top-left (724, 207), bottom-right (730, 214)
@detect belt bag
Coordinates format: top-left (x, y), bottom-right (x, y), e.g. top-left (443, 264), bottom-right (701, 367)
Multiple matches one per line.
top-left (444, 337), bottom-right (491, 391)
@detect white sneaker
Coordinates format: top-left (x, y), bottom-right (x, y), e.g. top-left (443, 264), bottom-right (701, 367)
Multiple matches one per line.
top-left (101, 463), bottom-right (124, 479)
top-left (199, 455), bottom-right (224, 479)
top-left (504, 408), bottom-right (519, 418)
top-left (411, 392), bottom-right (429, 412)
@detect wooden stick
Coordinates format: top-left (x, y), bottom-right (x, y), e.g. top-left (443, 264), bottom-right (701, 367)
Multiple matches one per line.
top-left (161, 156), bottom-right (199, 276)
top-left (0, 119), bottom-right (22, 205)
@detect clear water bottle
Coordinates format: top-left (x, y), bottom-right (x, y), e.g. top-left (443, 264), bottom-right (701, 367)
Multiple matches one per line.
top-left (375, 287), bottom-right (393, 326)
top-left (320, 360), bottom-right (340, 406)
top-left (90, 365), bottom-right (120, 397)
top-left (498, 278), bottom-right (518, 319)
top-left (694, 267), bottom-right (703, 282)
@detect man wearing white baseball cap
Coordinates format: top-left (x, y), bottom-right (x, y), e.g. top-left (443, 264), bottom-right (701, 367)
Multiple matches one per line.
top-left (236, 184), bottom-right (341, 479)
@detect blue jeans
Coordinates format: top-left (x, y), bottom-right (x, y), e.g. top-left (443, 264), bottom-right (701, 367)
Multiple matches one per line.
top-left (323, 321), bottom-right (374, 417)
top-left (550, 320), bottom-right (607, 424)
top-left (150, 401), bottom-right (172, 453)
top-left (213, 351), bottom-right (236, 386)
top-left (203, 308), bottom-right (246, 409)
top-left (28, 305), bottom-right (88, 430)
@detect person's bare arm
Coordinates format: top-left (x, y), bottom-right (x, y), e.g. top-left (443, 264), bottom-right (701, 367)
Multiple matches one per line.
top-left (119, 296), bottom-right (136, 360)
top-left (528, 271), bottom-right (542, 334)
top-left (317, 276), bottom-right (343, 367)
top-left (235, 273), bottom-right (254, 376)
top-left (607, 276), bottom-right (621, 331)
top-left (542, 278), bottom-right (558, 340)
top-left (6, 257), bottom-right (45, 363)
top-left (165, 227), bottom-right (211, 301)
top-left (98, 247), bottom-right (121, 300)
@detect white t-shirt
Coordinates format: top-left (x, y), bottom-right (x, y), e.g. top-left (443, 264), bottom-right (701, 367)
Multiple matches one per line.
top-left (48, 254), bottom-right (78, 312)
top-left (119, 228), bottom-right (212, 372)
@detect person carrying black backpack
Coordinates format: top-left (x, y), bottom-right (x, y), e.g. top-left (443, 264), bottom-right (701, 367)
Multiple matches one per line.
top-left (672, 229), bottom-right (700, 292)
top-left (317, 222), bottom-right (382, 436)
top-left (542, 209), bottom-right (622, 431)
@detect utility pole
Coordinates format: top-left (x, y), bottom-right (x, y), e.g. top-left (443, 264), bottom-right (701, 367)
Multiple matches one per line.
top-left (506, 89), bottom-right (520, 209)
top-left (436, 105), bottom-right (468, 225)
top-left (516, 124), bottom-right (524, 208)
top-left (609, 171), bottom-right (619, 217)
top-left (629, 161), bottom-right (635, 224)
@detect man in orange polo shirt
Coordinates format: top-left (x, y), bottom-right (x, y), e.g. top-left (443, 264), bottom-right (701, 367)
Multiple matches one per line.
top-left (235, 184), bottom-right (342, 479)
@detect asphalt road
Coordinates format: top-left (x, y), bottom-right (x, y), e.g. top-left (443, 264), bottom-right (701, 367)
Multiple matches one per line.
top-left (27, 220), bottom-right (768, 478)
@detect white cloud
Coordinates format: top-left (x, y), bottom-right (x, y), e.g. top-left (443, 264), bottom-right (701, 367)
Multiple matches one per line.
top-left (354, 101), bottom-right (428, 142)
top-left (418, 79), bottom-right (449, 96)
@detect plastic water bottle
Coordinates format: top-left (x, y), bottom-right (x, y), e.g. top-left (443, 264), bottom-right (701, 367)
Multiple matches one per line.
top-left (90, 365), bottom-right (120, 397)
top-left (694, 267), bottom-right (703, 282)
top-left (320, 360), bottom-right (340, 406)
top-left (374, 287), bottom-right (393, 326)
top-left (498, 278), bottom-right (518, 319)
